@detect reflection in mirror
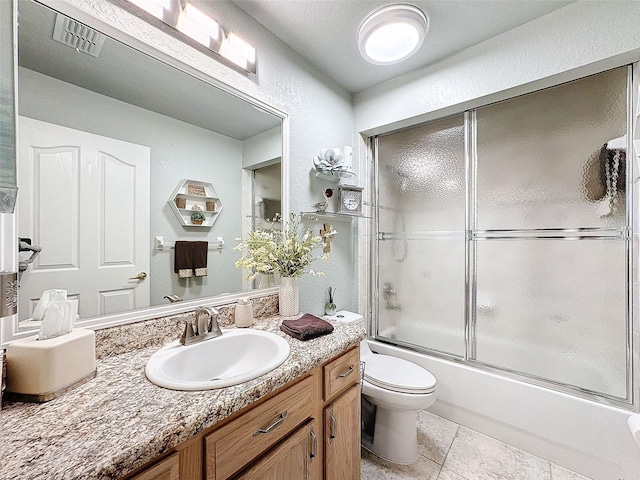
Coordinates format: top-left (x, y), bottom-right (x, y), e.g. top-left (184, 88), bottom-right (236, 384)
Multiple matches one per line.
top-left (16, 0), bottom-right (283, 329)
top-left (0, 0), bottom-right (17, 213)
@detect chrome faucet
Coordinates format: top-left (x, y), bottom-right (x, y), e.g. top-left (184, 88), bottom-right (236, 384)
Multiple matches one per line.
top-left (382, 282), bottom-right (402, 311)
top-left (164, 294), bottom-right (183, 303)
top-left (177, 306), bottom-right (222, 345)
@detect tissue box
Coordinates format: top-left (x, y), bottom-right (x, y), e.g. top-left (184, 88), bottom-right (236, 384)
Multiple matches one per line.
top-left (6, 329), bottom-right (96, 402)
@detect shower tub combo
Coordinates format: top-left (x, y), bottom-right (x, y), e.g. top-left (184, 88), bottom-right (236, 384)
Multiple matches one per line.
top-left (368, 65), bottom-right (640, 480)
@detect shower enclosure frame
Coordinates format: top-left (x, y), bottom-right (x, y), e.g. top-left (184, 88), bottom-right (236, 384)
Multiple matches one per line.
top-left (368, 64), bottom-right (640, 410)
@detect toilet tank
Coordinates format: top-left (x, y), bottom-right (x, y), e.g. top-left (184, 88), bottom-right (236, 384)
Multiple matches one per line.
top-left (324, 310), bottom-right (372, 357)
top-left (324, 310), bottom-right (365, 327)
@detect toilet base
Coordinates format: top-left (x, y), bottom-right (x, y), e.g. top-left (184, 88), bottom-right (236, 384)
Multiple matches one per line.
top-left (361, 405), bottom-right (419, 465)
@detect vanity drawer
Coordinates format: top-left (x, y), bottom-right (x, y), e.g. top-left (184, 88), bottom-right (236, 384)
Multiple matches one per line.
top-left (205, 375), bottom-right (313, 479)
top-left (129, 452), bottom-right (179, 480)
top-left (323, 347), bottom-right (359, 401)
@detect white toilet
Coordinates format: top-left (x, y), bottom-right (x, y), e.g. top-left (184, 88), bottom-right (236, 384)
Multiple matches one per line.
top-left (324, 311), bottom-right (437, 464)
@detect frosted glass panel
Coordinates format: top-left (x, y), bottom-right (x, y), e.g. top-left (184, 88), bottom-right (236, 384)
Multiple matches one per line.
top-left (378, 114), bottom-right (465, 231)
top-left (377, 238), bottom-right (465, 356)
top-left (476, 67), bottom-right (628, 230)
top-left (475, 239), bottom-right (627, 398)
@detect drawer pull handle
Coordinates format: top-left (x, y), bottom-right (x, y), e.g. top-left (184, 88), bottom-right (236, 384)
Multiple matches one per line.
top-left (310, 428), bottom-right (317, 459)
top-left (253, 411), bottom-right (287, 436)
top-left (337, 365), bottom-right (354, 378)
top-left (329, 411), bottom-right (337, 442)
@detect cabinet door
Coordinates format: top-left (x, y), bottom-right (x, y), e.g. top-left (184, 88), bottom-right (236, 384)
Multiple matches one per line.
top-left (130, 452), bottom-right (179, 480)
top-left (236, 422), bottom-right (316, 480)
top-left (324, 385), bottom-right (360, 480)
top-left (205, 376), bottom-right (313, 479)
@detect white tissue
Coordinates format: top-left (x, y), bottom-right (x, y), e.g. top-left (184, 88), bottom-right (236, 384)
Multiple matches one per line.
top-left (38, 300), bottom-right (78, 340)
top-left (32, 289), bottom-right (67, 321)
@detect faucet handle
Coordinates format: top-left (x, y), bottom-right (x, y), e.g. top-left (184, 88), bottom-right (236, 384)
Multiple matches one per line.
top-left (199, 306), bottom-right (222, 337)
top-left (176, 317), bottom-right (196, 345)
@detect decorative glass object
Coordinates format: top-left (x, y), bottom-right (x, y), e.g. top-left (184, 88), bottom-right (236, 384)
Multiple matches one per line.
top-left (258, 273), bottom-right (277, 289)
top-left (325, 286), bottom-right (337, 315)
top-left (279, 276), bottom-right (299, 317)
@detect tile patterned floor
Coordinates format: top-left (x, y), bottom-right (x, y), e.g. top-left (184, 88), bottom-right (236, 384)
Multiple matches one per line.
top-left (361, 411), bottom-right (593, 480)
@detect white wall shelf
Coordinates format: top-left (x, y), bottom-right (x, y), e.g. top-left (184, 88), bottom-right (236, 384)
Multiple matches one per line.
top-left (168, 179), bottom-right (223, 228)
top-left (313, 169), bottom-right (356, 182)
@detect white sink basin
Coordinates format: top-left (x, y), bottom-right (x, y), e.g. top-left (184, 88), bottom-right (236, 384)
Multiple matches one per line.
top-left (145, 329), bottom-right (290, 390)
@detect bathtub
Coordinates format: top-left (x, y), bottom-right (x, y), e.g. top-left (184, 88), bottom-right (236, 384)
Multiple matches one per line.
top-left (368, 338), bottom-right (640, 480)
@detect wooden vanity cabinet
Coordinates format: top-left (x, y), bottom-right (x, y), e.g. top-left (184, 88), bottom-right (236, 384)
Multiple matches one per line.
top-left (129, 452), bottom-right (179, 480)
top-left (204, 375), bottom-right (314, 479)
top-left (126, 346), bottom-right (360, 480)
top-left (321, 346), bottom-right (361, 480)
top-left (236, 420), bottom-right (318, 480)
top-left (324, 386), bottom-right (360, 480)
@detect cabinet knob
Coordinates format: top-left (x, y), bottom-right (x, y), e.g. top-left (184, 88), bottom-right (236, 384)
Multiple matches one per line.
top-left (129, 272), bottom-right (148, 281)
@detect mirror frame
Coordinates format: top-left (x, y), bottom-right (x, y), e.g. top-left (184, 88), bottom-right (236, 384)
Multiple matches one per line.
top-left (0, 0), bottom-right (290, 344)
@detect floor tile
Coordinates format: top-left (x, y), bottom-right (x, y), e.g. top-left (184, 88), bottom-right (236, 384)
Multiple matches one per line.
top-left (436, 467), bottom-right (469, 480)
top-left (442, 426), bottom-right (552, 480)
top-left (361, 448), bottom-right (441, 480)
top-left (417, 410), bottom-right (459, 465)
top-left (551, 463), bottom-right (593, 480)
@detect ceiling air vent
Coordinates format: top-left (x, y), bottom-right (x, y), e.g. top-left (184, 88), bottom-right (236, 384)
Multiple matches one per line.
top-left (52, 13), bottom-right (106, 57)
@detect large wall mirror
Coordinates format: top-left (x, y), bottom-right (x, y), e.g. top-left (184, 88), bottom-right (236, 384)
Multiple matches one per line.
top-left (11, 0), bottom-right (287, 336)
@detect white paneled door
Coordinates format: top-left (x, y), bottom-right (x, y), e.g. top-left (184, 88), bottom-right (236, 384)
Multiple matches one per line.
top-left (18, 117), bottom-right (150, 320)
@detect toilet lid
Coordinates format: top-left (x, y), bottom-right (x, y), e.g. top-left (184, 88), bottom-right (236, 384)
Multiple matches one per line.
top-left (363, 354), bottom-right (436, 394)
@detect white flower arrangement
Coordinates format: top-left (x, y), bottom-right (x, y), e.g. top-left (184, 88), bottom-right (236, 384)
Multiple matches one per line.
top-left (234, 213), bottom-right (335, 279)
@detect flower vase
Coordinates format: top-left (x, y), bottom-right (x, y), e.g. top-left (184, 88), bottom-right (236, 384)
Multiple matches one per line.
top-left (279, 276), bottom-right (299, 317)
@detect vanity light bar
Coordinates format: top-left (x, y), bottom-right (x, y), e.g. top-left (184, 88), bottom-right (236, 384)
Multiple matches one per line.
top-left (176, 3), bottom-right (220, 49)
top-left (220, 32), bottom-right (256, 71)
top-left (127, 0), bottom-right (174, 22)
top-left (124, 0), bottom-right (257, 75)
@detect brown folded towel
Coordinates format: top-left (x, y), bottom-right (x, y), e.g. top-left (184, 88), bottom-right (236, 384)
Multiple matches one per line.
top-left (174, 241), bottom-right (193, 278)
top-left (193, 241), bottom-right (208, 277)
top-left (280, 313), bottom-right (334, 341)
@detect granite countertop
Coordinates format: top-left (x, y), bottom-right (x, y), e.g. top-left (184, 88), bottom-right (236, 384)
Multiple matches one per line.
top-left (1, 317), bottom-right (366, 480)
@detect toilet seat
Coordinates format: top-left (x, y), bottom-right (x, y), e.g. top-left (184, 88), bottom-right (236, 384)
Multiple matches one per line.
top-left (363, 354), bottom-right (436, 394)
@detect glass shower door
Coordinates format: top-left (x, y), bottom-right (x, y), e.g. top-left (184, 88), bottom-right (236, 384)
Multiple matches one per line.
top-left (376, 114), bottom-right (467, 357)
top-left (373, 65), bottom-right (632, 402)
top-left (473, 66), bottom-right (630, 399)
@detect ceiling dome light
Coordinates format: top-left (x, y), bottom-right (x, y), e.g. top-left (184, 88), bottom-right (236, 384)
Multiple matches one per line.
top-left (358, 4), bottom-right (428, 65)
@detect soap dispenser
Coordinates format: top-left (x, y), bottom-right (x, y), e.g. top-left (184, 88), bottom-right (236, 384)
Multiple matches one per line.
top-left (235, 298), bottom-right (254, 328)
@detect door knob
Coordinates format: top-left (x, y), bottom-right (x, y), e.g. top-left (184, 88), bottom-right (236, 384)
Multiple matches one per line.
top-left (129, 272), bottom-right (147, 281)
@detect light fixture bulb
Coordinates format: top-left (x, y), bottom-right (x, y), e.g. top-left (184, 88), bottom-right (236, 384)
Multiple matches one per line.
top-left (358, 4), bottom-right (428, 65)
top-left (177, 3), bottom-right (220, 48)
top-left (220, 32), bottom-right (256, 70)
top-left (128, 0), bottom-right (173, 20)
